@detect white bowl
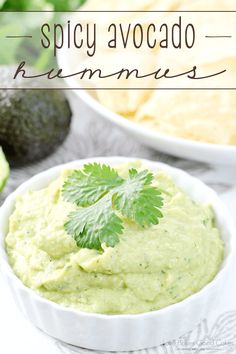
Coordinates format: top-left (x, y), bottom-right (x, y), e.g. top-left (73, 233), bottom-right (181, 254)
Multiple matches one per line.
top-left (57, 50), bottom-right (236, 166)
top-left (0, 157), bottom-right (234, 351)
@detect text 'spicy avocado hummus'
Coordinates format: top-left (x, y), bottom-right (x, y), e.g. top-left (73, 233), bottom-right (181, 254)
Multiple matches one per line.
top-left (5, 162), bottom-right (224, 314)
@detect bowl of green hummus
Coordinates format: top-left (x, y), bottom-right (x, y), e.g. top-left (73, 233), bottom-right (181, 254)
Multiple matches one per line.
top-left (0, 157), bottom-right (234, 351)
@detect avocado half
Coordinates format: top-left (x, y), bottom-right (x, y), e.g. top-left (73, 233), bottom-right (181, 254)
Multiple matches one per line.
top-left (0, 147), bottom-right (9, 193)
top-left (0, 66), bottom-right (72, 166)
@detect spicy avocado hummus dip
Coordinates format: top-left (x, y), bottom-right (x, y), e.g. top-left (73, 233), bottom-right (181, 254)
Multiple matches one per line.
top-left (5, 162), bottom-right (224, 315)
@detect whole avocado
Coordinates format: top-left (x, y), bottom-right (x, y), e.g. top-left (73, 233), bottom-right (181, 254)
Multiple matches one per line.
top-left (0, 66), bottom-right (72, 166)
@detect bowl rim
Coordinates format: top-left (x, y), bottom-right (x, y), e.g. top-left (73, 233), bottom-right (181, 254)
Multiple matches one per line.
top-left (0, 156), bottom-right (235, 320)
top-left (57, 47), bottom-right (236, 154)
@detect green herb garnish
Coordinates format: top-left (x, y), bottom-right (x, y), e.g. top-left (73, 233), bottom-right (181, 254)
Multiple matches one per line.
top-left (62, 163), bottom-right (163, 250)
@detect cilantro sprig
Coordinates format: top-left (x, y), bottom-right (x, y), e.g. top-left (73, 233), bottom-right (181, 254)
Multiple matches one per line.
top-left (62, 163), bottom-right (163, 250)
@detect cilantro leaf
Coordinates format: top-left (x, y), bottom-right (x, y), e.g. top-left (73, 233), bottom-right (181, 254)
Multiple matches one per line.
top-left (46, 0), bottom-right (87, 11)
top-left (1, 0), bottom-right (87, 11)
top-left (113, 169), bottom-right (163, 226)
top-left (62, 163), bottom-right (124, 207)
top-left (65, 194), bottom-right (123, 250)
top-left (63, 163), bottom-right (163, 250)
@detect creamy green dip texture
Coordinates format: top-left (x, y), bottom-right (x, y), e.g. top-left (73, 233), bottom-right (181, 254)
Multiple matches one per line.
top-left (5, 162), bottom-right (224, 314)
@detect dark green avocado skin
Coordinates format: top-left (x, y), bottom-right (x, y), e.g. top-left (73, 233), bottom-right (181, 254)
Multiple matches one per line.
top-left (0, 67), bottom-right (72, 166)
